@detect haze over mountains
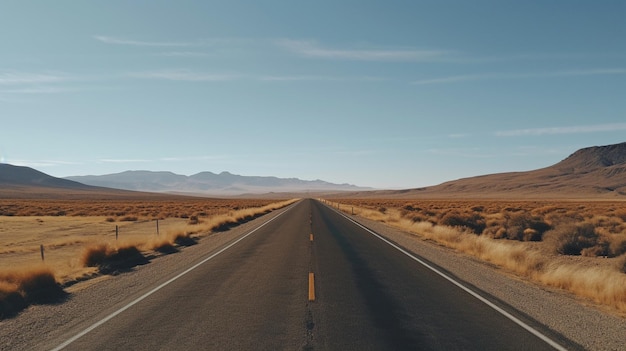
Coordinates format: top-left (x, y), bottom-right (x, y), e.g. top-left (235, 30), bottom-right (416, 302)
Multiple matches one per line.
top-left (65, 171), bottom-right (369, 195)
top-left (1, 142), bottom-right (625, 198)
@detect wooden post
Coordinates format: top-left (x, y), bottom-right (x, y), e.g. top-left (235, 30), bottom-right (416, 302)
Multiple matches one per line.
top-left (116, 225), bottom-right (119, 240)
top-left (40, 244), bottom-right (44, 261)
top-left (156, 219), bottom-right (159, 235)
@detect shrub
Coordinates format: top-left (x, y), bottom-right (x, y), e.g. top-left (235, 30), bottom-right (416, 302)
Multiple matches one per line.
top-left (544, 223), bottom-right (598, 255)
top-left (610, 238), bottom-right (626, 257)
top-left (440, 211), bottom-right (486, 234)
top-left (0, 267), bottom-right (65, 318)
top-left (81, 244), bottom-right (149, 274)
top-left (503, 212), bottom-right (551, 241)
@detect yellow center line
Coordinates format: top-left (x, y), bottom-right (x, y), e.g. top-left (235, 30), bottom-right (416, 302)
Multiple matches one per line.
top-left (308, 272), bottom-right (316, 301)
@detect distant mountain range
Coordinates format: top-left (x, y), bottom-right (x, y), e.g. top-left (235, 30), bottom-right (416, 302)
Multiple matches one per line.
top-left (65, 171), bottom-right (369, 195)
top-left (2, 141), bottom-right (626, 199)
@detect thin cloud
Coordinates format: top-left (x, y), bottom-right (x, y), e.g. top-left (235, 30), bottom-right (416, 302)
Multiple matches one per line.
top-left (412, 68), bottom-right (626, 85)
top-left (277, 39), bottom-right (449, 62)
top-left (496, 123), bottom-right (626, 136)
top-left (448, 133), bottom-right (470, 139)
top-left (0, 71), bottom-right (70, 85)
top-left (0, 71), bottom-right (78, 96)
top-left (258, 75), bottom-right (384, 82)
top-left (99, 158), bottom-right (151, 163)
top-left (129, 70), bottom-right (240, 82)
top-left (129, 70), bottom-right (382, 83)
top-left (10, 159), bottom-right (81, 168)
top-left (159, 155), bottom-right (229, 162)
top-left (158, 51), bottom-right (214, 57)
top-left (0, 86), bottom-right (74, 94)
top-left (94, 35), bottom-right (197, 47)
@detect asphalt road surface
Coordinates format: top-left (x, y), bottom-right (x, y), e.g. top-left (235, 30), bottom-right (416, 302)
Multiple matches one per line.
top-left (49, 199), bottom-right (574, 350)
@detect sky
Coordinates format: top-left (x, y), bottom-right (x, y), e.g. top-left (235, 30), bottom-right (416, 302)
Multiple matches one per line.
top-left (1, 1), bottom-right (625, 189)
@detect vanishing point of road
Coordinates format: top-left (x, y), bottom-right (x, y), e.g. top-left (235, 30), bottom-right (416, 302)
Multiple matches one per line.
top-left (46, 199), bottom-right (576, 350)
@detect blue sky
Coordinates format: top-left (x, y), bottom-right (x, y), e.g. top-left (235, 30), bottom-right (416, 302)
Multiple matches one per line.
top-left (1, 1), bottom-right (625, 189)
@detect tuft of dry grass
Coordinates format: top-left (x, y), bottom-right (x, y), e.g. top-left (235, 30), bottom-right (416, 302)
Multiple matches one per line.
top-left (81, 243), bottom-right (149, 274)
top-left (0, 266), bottom-right (66, 319)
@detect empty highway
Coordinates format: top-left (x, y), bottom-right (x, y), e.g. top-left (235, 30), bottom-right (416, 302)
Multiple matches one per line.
top-left (30, 200), bottom-right (576, 350)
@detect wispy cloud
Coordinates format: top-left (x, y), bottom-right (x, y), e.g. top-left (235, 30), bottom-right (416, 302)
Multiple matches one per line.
top-left (129, 70), bottom-right (241, 82)
top-left (277, 39), bottom-right (450, 62)
top-left (496, 123), bottom-right (626, 136)
top-left (129, 70), bottom-right (383, 83)
top-left (99, 158), bottom-right (151, 163)
top-left (9, 159), bottom-right (81, 168)
top-left (94, 35), bottom-right (198, 47)
top-left (447, 133), bottom-right (470, 139)
top-left (157, 51), bottom-right (214, 57)
top-left (0, 71), bottom-right (77, 97)
top-left (258, 75), bottom-right (384, 82)
top-left (0, 71), bottom-right (70, 85)
top-left (159, 155), bottom-right (229, 162)
top-left (412, 68), bottom-right (626, 85)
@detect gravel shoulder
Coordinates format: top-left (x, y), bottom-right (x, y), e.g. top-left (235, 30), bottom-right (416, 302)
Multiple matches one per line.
top-left (347, 211), bottom-right (626, 351)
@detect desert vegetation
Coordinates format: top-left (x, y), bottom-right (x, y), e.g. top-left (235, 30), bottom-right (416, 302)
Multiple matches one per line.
top-left (0, 198), bottom-right (276, 218)
top-left (329, 199), bottom-right (626, 313)
top-left (0, 198), bottom-right (297, 318)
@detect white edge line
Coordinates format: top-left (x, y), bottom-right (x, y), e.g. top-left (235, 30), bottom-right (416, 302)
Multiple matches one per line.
top-left (330, 205), bottom-right (569, 351)
top-left (50, 205), bottom-right (293, 351)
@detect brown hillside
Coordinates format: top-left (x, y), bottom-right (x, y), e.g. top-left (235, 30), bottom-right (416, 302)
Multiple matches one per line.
top-left (0, 164), bottom-right (178, 200)
top-left (334, 142), bottom-right (626, 199)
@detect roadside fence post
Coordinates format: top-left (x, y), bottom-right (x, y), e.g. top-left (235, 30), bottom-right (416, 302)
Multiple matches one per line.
top-left (40, 244), bottom-right (44, 261)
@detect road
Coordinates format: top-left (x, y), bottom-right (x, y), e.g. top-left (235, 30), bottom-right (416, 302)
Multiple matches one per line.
top-left (46, 199), bottom-right (573, 350)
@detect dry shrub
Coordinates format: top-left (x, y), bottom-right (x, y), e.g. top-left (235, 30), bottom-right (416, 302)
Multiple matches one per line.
top-left (544, 223), bottom-right (598, 255)
top-left (187, 215), bottom-right (200, 225)
top-left (173, 233), bottom-right (197, 247)
top-left (152, 241), bottom-right (178, 254)
top-left (81, 243), bottom-right (114, 267)
top-left (609, 237), bottom-right (626, 257)
top-left (620, 255), bottom-right (626, 274)
top-left (439, 211), bottom-right (486, 234)
top-left (0, 266), bottom-right (65, 318)
top-left (81, 244), bottom-right (149, 274)
top-left (334, 199), bottom-right (626, 312)
top-left (538, 263), bottom-right (626, 310)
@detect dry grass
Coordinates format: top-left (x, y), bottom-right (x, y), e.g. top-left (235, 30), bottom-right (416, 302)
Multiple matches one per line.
top-left (0, 198), bottom-right (278, 218)
top-left (0, 265), bottom-right (66, 318)
top-left (0, 198), bottom-right (297, 318)
top-left (330, 199), bottom-right (626, 313)
top-left (0, 199), bottom-right (297, 285)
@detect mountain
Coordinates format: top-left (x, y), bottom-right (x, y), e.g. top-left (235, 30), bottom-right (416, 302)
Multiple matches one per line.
top-left (66, 171), bottom-right (369, 195)
top-left (0, 164), bottom-right (171, 199)
top-left (0, 163), bottom-right (92, 190)
top-left (334, 142), bottom-right (626, 199)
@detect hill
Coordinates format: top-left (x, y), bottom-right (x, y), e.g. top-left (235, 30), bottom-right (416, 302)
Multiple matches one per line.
top-left (0, 164), bottom-right (167, 199)
top-left (332, 142), bottom-right (626, 199)
top-left (66, 171), bottom-right (369, 195)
